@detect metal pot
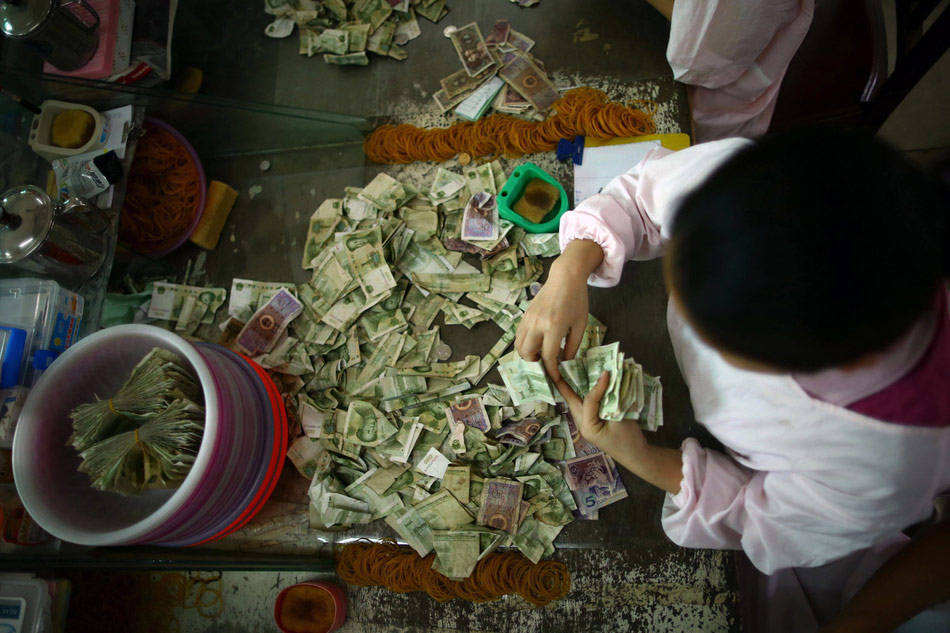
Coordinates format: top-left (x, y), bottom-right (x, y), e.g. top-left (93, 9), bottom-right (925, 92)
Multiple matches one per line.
top-left (0, 185), bottom-right (110, 289)
top-left (1, 0), bottom-right (100, 71)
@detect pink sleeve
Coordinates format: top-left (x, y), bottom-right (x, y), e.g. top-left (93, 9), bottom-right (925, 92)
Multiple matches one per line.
top-left (662, 439), bottom-right (891, 574)
top-left (559, 138), bottom-right (753, 287)
top-left (668, 0), bottom-right (806, 88)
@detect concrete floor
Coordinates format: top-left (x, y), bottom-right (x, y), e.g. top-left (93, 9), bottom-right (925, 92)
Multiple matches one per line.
top-left (171, 551), bottom-right (737, 633)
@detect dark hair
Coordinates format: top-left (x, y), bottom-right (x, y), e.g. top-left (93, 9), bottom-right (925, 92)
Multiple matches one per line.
top-left (669, 128), bottom-right (949, 372)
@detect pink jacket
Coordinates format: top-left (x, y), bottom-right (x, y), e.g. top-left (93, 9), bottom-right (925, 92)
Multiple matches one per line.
top-left (669, 0), bottom-right (814, 142)
top-left (560, 141), bottom-right (950, 573)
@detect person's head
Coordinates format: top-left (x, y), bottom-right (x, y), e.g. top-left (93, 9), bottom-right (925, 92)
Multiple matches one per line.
top-left (667, 128), bottom-right (949, 373)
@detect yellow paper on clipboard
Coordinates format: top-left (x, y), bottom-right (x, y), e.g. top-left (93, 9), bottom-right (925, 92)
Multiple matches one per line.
top-left (574, 134), bottom-right (691, 206)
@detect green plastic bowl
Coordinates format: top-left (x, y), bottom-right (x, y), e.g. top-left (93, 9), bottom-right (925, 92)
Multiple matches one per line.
top-left (498, 162), bottom-right (569, 233)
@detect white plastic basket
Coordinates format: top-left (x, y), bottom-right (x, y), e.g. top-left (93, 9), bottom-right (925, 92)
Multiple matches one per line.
top-left (11, 325), bottom-right (219, 546)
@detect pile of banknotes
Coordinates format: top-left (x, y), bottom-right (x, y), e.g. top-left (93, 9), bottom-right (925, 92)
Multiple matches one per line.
top-left (69, 348), bottom-right (205, 495)
top-left (436, 20), bottom-right (560, 120)
top-left (264, 0), bottom-right (449, 66)
top-left (147, 282), bottom-right (227, 336)
top-left (144, 161), bottom-right (663, 577)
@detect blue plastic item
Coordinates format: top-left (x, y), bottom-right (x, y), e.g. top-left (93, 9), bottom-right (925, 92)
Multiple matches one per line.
top-left (497, 161), bottom-right (569, 233)
top-left (556, 135), bottom-right (585, 165)
top-left (32, 350), bottom-right (59, 372)
top-left (0, 326), bottom-right (27, 389)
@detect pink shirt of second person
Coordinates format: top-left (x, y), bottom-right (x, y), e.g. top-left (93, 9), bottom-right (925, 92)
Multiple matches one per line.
top-left (668, 0), bottom-right (814, 141)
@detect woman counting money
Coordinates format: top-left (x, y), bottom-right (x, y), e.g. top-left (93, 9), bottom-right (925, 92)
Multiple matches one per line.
top-left (515, 129), bottom-right (950, 632)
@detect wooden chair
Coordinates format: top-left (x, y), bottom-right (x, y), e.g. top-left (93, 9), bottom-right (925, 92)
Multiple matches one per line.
top-left (770, 0), bottom-right (950, 133)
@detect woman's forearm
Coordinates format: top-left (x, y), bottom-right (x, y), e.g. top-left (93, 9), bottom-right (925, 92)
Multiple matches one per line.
top-left (601, 431), bottom-right (684, 495)
top-left (555, 239), bottom-right (604, 280)
top-left (618, 444), bottom-right (683, 495)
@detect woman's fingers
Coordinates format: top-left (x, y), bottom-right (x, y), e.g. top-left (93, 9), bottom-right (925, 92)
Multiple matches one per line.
top-left (562, 322), bottom-right (585, 361)
top-left (583, 371), bottom-right (610, 420)
top-left (516, 328), bottom-right (544, 362)
top-left (541, 334), bottom-right (564, 380)
top-left (554, 377), bottom-right (583, 414)
top-left (514, 319), bottom-right (527, 354)
top-left (575, 371), bottom-right (610, 443)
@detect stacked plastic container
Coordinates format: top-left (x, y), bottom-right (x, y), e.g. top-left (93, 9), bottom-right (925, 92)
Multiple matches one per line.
top-left (10, 325), bottom-right (287, 546)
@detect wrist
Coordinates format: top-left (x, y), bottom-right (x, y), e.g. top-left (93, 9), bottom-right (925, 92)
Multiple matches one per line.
top-left (592, 428), bottom-right (649, 471)
top-left (606, 434), bottom-right (683, 496)
top-left (553, 239), bottom-right (604, 281)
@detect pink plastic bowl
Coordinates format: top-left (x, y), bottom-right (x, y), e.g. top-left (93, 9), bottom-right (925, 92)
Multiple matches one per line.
top-left (137, 117), bottom-right (207, 258)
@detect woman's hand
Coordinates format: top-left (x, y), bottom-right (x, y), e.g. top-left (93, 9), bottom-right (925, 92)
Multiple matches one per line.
top-left (555, 371), bottom-right (685, 495)
top-left (515, 240), bottom-right (604, 379)
top-left (556, 371), bottom-right (648, 460)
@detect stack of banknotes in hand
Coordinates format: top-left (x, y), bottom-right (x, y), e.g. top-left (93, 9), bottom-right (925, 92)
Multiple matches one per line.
top-left (493, 324), bottom-right (662, 519)
top-left (558, 342), bottom-right (664, 430)
top-left (68, 348), bottom-right (205, 495)
top-left (494, 327), bottom-right (663, 430)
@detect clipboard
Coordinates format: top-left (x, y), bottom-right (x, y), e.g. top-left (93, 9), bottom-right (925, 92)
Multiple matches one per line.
top-left (574, 133), bottom-right (691, 206)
